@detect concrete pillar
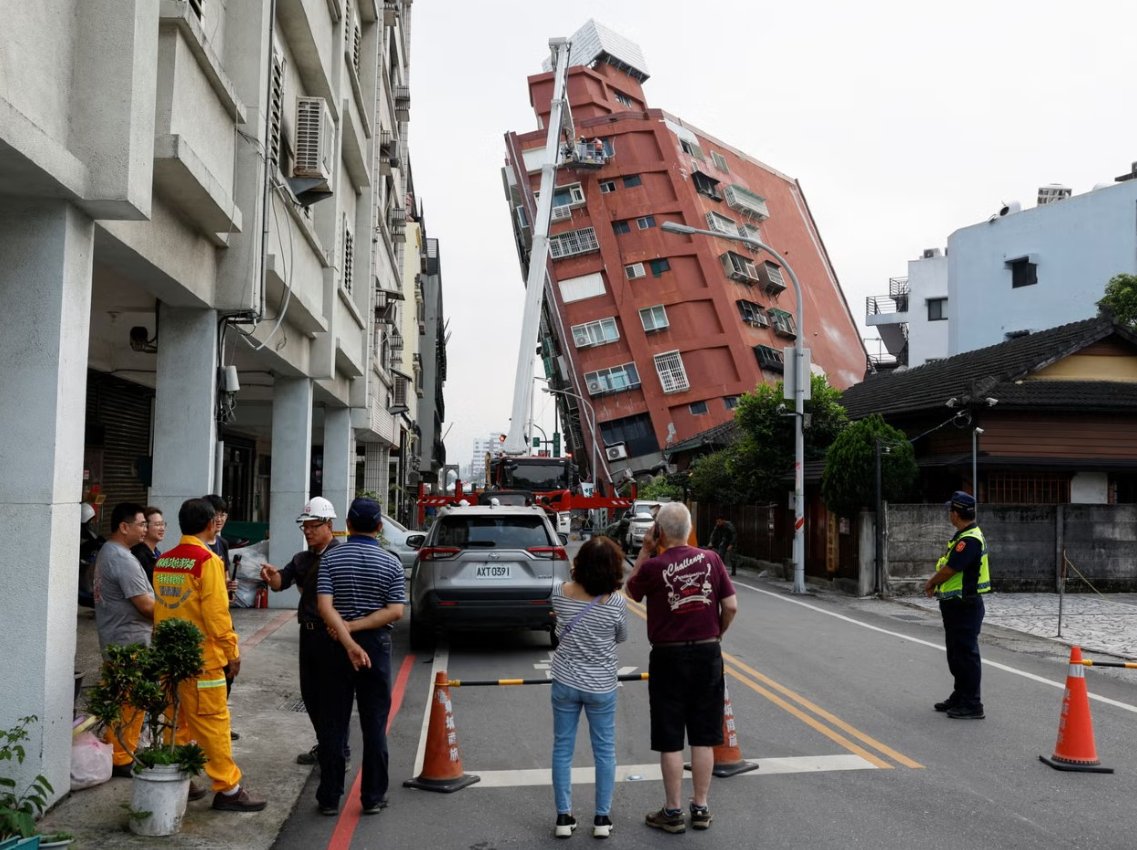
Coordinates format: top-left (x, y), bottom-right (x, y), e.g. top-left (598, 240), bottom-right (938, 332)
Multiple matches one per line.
top-left (0, 200), bottom-right (94, 800)
top-left (268, 378), bottom-right (312, 608)
top-left (322, 407), bottom-right (354, 519)
top-left (151, 307), bottom-right (218, 521)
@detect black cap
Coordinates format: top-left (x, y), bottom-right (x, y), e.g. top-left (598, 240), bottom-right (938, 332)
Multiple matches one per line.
top-left (946, 491), bottom-right (976, 512)
top-left (347, 497), bottom-right (383, 531)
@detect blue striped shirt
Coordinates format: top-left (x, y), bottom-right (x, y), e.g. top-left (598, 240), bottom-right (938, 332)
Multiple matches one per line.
top-left (551, 585), bottom-right (627, 692)
top-left (316, 535), bottom-right (406, 624)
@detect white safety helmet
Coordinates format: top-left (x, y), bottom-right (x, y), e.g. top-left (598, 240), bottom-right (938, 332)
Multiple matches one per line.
top-left (296, 496), bottom-right (337, 523)
top-left (80, 503), bottom-right (96, 524)
top-left (489, 497), bottom-right (500, 507)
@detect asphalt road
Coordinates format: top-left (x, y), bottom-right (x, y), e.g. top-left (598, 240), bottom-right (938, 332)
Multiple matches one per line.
top-left (272, 565), bottom-right (1137, 850)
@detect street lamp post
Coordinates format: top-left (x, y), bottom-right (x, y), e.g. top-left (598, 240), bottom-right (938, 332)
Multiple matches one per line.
top-left (542, 386), bottom-right (608, 490)
top-left (662, 221), bottom-right (808, 594)
top-left (972, 427), bottom-right (984, 517)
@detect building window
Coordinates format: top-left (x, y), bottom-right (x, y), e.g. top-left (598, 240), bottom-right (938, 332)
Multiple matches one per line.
top-left (693, 171), bottom-right (722, 200)
top-left (754, 344), bottom-right (784, 372)
top-left (650, 259), bottom-right (670, 277)
top-left (393, 374), bottom-right (408, 406)
top-left (559, 272), bottom-right (606, 303)
top-left (680, 139), bottom-right (704, 160)
top-left (705, 211), bottom-right (737, 235)
top-left (711, 151), bottom-right (729, 172)
top-left (548, 227), bottom-right (599, 259)
top-left (599, 180), bottom-right (617, 193)
top-left (722, 251), bottom-right (759, 283)
top-left (612, 220), bottom-right (631, 234)
top-left (545, 182), bottom-right (585, 208)
top-left (613, 90), bottom-right (634, 107)
top-left (986, 472), bottom-right (1069, 504)
top-left (653, 351), bottom-right (690, 393)
top-left (269, 46), bottom-right (286, 168)
top-left (927, 298), bottom-right (947, 321)
top-left (342, 219), bottom-right (354, 294)
top-left (623, 175), bottom-right (642, 188)
top-left (636, 215), bottom-right (656, 229)
top-left (571, 317), bottom-right (619, 348)
top-left (736, 299), bottom-right (767, 326)
top-left (689, 401), bottom-right (709, 415)
top-left (639, 304), bottom-right (669, 332)
top-left (625, 263), bottom-right (646, 280)
top-left (724, 395), bottom-right (740, 410)
top-left (768, 308), bottom-right (797, 338)
top-left (599, 412), bottom-right (659, 458)
top-left (1008, 257), bottom-right (1038, 288)
top-left (585, 363), bottom-right (641, 396)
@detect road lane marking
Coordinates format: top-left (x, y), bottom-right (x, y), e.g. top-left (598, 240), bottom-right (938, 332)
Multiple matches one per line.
top-left (467, 754), bottom-right (877, 788)
top-left (733, 581), bottom-right (1137, 716)
top-left (722, 653), bottom-right (923, 769)
top-left (624, 595), bottom-right (919, 769)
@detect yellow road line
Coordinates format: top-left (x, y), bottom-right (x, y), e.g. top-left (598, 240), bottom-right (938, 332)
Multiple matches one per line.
top-left (624, 594), bottom-right (922, 770)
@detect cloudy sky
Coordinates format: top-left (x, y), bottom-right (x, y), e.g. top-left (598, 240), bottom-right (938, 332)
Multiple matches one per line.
top-left (408, 0), bottom-right (1136, 475)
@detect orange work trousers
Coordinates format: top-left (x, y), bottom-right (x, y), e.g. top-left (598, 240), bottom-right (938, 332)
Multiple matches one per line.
top-left (174, 668), bottom-right (242, 792)
top-left (106, 704), bottom-right (145, 767)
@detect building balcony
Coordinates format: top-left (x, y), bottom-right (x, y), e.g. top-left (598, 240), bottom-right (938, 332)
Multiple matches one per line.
top-left (394, 85), bottom-right (410, 121)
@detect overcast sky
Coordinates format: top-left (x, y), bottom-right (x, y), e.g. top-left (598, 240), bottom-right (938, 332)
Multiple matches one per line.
top-left (408, 0), bottom-right (1136, 475)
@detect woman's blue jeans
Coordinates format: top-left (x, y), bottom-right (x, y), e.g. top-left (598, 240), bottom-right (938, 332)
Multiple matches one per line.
top-left (551, 680), bottom-right (617, 816)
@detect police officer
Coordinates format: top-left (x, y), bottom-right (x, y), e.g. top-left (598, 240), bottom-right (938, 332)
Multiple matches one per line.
top-left (924, 491), bottom-right (990, 719)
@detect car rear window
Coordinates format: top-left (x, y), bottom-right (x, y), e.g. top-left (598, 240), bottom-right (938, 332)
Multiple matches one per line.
top-left (434, 515), bottom-right (552, 549)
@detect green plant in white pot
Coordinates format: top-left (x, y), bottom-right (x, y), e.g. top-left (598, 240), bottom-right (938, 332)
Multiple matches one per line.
top-left (88, 618), bottom-right (208, 837)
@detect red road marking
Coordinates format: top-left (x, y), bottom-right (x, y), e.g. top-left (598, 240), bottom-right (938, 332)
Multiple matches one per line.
top-left (326, 653), bottom-right (416, 850)
top-left (241, 610), bottom-right (295, 650)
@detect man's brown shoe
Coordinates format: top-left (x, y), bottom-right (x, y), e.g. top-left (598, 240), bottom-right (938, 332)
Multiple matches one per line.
top-left (188, 781), bottom-right (208, 801)
top-left (212, 788), bottom-right (267, 812)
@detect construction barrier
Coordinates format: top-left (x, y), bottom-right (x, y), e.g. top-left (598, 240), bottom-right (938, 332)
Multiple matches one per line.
top-left (447, 673), bottom-right (649, 687)
top-left (685, 684), bottom-right (759, 777)
top-left (404, 672), bottom-right (480, 793)
top-left (1040, 646), bottom-right (1114, 774)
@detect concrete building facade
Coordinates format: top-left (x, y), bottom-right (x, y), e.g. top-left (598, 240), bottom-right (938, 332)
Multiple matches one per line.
top-left (502, 22), bottom-right (866, 484)
top-left (0, 0), bottom-right (438, 798)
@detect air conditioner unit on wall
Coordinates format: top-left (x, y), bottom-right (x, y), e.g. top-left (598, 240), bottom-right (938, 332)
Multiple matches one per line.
top-left (605, 444), bottom-right (628, 461)
top-left (551, 205), bottom-right (572, 222)
top-left (294, 97), bottom-right (335, 183)
top-left (586, 379), bottom-right (602, 395)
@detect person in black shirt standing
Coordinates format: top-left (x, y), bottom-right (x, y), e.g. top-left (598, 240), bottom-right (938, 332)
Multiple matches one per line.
top-left (259, 496), bottom-right (346, 765)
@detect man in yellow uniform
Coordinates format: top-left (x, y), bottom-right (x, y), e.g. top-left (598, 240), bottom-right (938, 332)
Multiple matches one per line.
top-left (152, 498), bottom-right (266, 812)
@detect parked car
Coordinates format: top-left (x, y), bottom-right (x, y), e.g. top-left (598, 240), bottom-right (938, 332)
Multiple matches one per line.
top-left (624, 500), bottom-right (665, 554)
top-left (408, 505), bottom-right (570, 650)
top-left (381, 514), bottom-right (426, 579)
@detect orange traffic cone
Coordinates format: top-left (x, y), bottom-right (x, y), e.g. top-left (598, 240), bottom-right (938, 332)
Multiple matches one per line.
top-left (1039, 646), bottom-right (1113, 773)
top-left (685, 684), bottom-right (759, 777)
top-left (404, 672), bottom-right (480, 792)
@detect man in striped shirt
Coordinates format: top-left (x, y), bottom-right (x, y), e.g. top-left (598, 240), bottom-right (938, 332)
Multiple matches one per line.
top-left (315, 498), bottom-right (406, 816)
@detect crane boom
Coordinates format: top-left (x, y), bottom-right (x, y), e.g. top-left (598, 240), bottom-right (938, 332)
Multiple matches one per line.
top-left (503, 37), bottom-right (573, 457)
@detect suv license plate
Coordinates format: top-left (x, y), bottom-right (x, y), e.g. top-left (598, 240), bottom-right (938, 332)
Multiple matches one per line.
top-left (475, 564), bottom-right (511, 579)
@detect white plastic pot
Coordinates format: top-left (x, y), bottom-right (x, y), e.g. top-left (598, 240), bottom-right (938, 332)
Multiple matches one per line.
top-left (129, 764), bottom-right (191, 836)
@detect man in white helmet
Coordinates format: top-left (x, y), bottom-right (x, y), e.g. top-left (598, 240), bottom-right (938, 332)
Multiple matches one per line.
top-left (260, 497), bottom-right (349, 766)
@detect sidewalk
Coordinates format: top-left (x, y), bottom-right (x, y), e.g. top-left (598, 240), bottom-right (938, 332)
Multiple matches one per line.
top-left (45, 608), bottom-right (314, 849)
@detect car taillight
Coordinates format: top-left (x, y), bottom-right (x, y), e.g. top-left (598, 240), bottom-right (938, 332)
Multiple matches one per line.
top-left (419, 546), bottom-right (461, 561)
top-left (528, 546), bottom-right (568, 560)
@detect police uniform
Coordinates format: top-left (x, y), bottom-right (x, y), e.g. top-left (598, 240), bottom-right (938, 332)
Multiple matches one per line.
top-left (930, 493), bottom-right (990, 719)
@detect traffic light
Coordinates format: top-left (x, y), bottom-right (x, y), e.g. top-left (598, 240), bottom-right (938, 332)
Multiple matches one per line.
top-left (532, 436), bottom-right (541, 449)
top-left (552, 432), bottom-right (561, 456)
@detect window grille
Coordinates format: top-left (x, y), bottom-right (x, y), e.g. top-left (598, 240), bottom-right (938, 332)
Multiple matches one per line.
top-left (548, 227), bottom-right (599, 259)
top-left (342, 222), bottom-right (354, 293)
top-left (653, 351), bottom-right (690, 393)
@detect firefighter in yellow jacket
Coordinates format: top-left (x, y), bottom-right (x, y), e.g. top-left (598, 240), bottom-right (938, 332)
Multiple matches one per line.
top-left (153, 498), bottom-right (266, 812)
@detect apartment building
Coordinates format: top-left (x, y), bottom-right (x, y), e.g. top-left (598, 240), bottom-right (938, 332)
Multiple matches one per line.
top-left (502, 21), bottom-right (867, 483)
top-left (0, 0), bottom-right (431, 797)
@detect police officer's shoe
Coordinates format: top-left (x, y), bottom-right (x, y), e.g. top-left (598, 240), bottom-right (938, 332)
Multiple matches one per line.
top-left (296, 745), bottom-right (319, 765)
top-left (212, 787), bottom-right (267, 812)
top-left (946, 705), bottom-right (985, 720)
top-left (933, 698), bottom-right (956, 712)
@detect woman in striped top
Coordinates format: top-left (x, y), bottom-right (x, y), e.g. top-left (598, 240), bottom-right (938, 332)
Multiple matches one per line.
top-left (551, 536), bottom-right (628, 839)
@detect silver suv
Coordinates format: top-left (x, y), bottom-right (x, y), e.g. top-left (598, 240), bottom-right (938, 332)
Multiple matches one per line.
top-left (408, 505), bottom-right (570, 650)
top-left (625, 500), bottom-right (665, 554)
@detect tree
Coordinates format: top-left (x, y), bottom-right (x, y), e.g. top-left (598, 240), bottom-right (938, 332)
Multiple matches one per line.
top-left (686, 448), bottom-right (746, 504)
top-left (1098, 273), bottom-right (1137, 328)
top-left (727, 374), bottom-right (848, 504)
top-left (637, 472), bottom-right (686, 501)
top-left (821, 415), bottom-right (918, 517)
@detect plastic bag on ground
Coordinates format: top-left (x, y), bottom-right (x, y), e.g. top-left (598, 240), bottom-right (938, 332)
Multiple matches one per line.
top-left (71, 730), bottom-right (113, 790)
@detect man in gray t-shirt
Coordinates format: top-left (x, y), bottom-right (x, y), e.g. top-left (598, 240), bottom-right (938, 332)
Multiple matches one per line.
top-left (94, 502), bottom-right (155, 773)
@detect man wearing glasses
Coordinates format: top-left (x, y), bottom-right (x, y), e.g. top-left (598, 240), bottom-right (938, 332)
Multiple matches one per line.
top-left (130, 506), bottom-right (167, 584)
top-left (259, 497), bottom-right (347, 767)
top-left (93, 502), bottom-right (154, 776)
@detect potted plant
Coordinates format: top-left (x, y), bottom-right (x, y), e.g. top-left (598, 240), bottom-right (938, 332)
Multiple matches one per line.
top-left (88, 618), bottom-right (208, 837)
top-left (0, 715), bottom-right (51, 849)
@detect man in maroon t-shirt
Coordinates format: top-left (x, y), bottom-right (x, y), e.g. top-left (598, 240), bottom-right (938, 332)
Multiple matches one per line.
top-left (626, 502), bottom-right (737, 834)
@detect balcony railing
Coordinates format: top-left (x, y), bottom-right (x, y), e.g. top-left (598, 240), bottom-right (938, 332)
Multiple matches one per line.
top-left (866, 293), bottom-right (909, 316)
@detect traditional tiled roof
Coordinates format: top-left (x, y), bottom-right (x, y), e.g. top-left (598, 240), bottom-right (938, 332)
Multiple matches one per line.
top-left (664, 419), bottom-right (738, 457)
top-left (841, 316), bottom-right (1137, 419)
